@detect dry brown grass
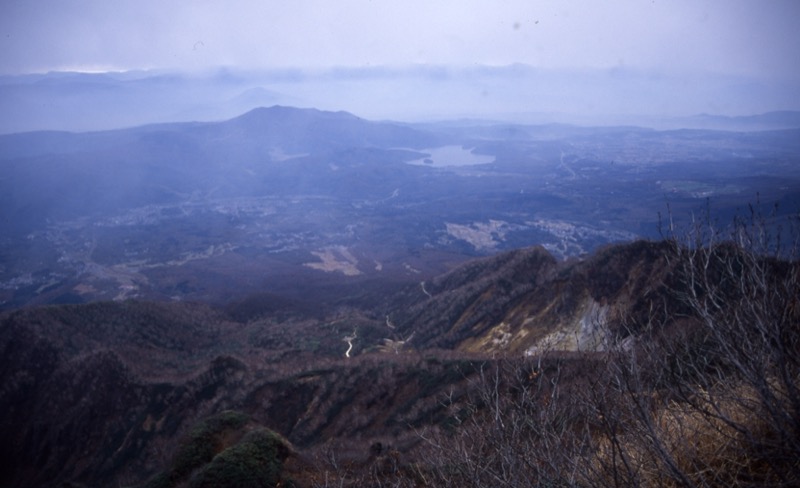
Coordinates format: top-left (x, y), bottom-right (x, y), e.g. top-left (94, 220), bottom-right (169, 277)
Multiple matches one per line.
top-left (586, 376), bottom-right (799, 487)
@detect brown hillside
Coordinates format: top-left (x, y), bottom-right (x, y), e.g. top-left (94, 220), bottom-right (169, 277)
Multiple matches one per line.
top-left (1, 238), bottom-right (798, 487)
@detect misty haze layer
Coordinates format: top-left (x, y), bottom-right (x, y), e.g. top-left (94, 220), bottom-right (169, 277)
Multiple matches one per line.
top-left (1, 66), bottom-right (798, 134)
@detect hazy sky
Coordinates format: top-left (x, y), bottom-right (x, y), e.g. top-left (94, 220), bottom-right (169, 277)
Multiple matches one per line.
top-left (1, 0), bottom-right (798, 79)
top-left (1, 0), bottom-right (798, 129)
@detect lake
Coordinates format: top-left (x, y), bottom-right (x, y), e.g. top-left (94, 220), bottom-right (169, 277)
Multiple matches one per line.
top-left (407, 145), bottom-right (495, 167)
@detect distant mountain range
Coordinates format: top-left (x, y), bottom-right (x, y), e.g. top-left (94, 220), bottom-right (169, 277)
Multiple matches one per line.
top-left (679, 110), bottom-right (800, 131)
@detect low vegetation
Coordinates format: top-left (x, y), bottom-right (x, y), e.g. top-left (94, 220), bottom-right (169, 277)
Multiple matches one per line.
top-left (135, 410), bottom-right (292, 488)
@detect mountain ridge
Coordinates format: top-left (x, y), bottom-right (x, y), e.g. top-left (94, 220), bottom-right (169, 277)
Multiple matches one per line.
top-left (2, 236), bottom-right (799, 486)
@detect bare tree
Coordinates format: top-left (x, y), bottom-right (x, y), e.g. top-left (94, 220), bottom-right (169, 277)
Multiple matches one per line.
top-left (595, 205), bottom-right (800, 487)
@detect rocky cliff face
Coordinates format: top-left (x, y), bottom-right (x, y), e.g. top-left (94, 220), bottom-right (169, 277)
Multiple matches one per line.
top-left (387, 240), bottom-right (681, 355)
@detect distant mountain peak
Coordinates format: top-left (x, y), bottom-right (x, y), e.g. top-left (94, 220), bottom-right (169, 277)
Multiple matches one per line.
top-left (220, 105), bottom-right (437, 150)
top-left (686, 110), bottom-right (800, 130)
top-left (233, 105), bottom-right (362, 124)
